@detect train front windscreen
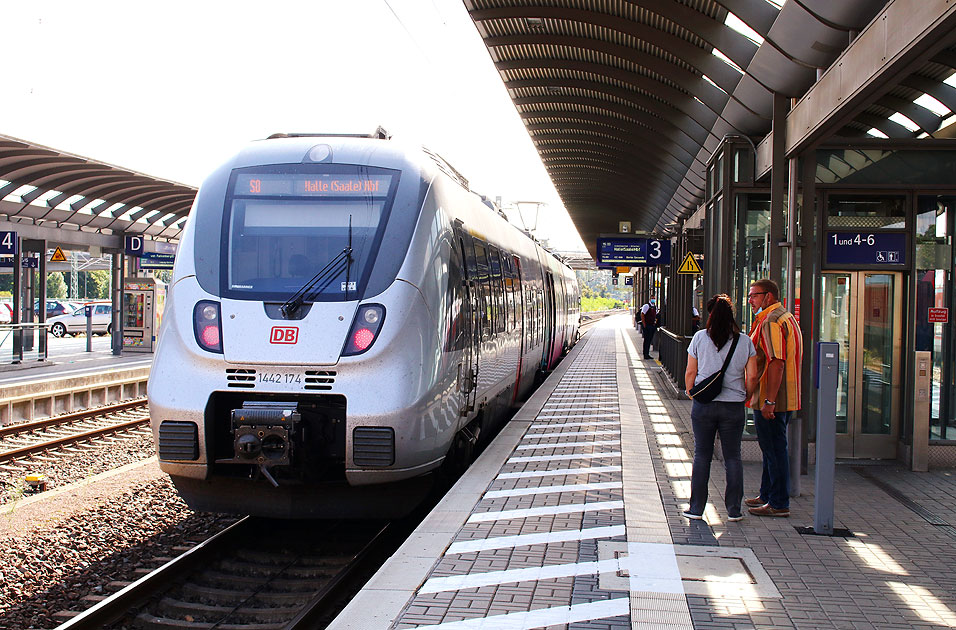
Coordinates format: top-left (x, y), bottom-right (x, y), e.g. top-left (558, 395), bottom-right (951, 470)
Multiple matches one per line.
top-left (221, 165), bottom-right (400, 302)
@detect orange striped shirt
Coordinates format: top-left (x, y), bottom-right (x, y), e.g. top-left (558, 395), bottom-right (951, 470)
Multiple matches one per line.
top-left (747, 302), bottom-right (802, 411)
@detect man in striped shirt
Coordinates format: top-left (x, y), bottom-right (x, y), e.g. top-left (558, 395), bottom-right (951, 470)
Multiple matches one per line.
top-left (745, 279), bottom-right (802, 518)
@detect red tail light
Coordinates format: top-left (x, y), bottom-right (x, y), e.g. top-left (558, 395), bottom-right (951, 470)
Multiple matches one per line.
top-left (342, 304), bottom-right (385, 356)
top-left (193, 301), bottom-right (223, 353)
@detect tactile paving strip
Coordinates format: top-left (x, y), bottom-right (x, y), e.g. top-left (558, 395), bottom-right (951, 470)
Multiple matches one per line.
top-left (393, 330), bottom-right (632, 629)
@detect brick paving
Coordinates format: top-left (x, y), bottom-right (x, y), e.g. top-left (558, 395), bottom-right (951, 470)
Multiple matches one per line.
top-left (379, 318), bottom-right (956, 629)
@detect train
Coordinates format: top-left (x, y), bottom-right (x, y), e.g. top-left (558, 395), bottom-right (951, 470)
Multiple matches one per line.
top-left (148, 132), bottom-right (580, 518)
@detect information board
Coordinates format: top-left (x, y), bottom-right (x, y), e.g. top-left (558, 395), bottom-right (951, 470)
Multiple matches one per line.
top-left (825, 232), bottom-right (906, 266)
top-left (597, 237), bottom-right (671, 266)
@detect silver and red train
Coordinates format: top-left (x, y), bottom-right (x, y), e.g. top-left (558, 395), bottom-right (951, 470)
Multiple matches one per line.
top-left (148, 133), bottom-right (579, 517)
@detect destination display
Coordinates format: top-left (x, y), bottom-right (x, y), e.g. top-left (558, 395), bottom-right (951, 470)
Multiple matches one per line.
top-left (825, 232), bottom-right (906, 266)
top-left (234, 173), bottom-right (392, 197)
top-left (597, 237), bottom-right (671, 266)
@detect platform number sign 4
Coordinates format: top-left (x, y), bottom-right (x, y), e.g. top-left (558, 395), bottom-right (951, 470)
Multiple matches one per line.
top-left (0, 231), bottom-right (16, 256)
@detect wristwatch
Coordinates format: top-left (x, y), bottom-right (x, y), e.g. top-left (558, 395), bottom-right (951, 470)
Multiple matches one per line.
top-left (764, 399), bottom-right (776, 406)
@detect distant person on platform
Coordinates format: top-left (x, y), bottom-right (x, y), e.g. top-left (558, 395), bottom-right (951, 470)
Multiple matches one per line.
top-left (692, 306), bottom-right (701, 332)
top-left (640, 298), bottom-right (658, 360)
top-left (745, 279), bottom-right (803, 518)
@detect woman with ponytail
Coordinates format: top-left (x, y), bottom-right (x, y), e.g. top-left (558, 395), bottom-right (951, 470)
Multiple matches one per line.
top-left (683, 294), bottom-right (758, 522)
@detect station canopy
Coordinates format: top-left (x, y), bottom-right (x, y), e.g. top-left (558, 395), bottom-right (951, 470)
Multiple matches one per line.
top-left (465, 0), bottom-right (956, 256)
top-left (0, 134), bottom-right (196, 243)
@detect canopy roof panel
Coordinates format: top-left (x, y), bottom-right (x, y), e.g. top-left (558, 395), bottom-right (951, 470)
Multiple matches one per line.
top-left (466, 0), bottom-right (956, 257)
top-left (0, 135), bottom-right (196, 241)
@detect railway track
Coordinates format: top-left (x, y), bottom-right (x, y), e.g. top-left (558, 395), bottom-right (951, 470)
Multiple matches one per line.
top-left (0, 398), bottom-right (150, 465)
top-left (56, 517), bottom-right (392, 630)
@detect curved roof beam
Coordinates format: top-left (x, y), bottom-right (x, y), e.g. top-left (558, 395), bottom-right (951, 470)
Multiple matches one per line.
top-left (507, 78), bottom-right (714, 141)
top-left (554, 173), bottom-right (700, 209)
top-left (472, 6), bottom-right (771, 93)
top-left (533, 133), bottom-right (704, 187)
top-left (523, 113), bottom-right (700, 169)
top-left (515, 93), bottom-right (709, 152)
top-left (496, 58), bottom-right (761, 132)
top-left (518, 96), bottom-right (705, 160)
top-left (543, 161), bottom-right (684, 208)
top-left (488, 35), bottom-right (742, 115)
top-left (874, 95), bottom-right (943, 135)
top-left (538, 143), bottom-right (704, 202)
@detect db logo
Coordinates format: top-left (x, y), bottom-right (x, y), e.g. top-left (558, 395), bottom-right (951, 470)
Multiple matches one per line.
top-left (270, 326), bottom-right (298, 344)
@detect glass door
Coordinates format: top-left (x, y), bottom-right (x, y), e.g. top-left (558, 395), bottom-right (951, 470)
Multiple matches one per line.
top-left (820, 272), bottom-right (902, 458)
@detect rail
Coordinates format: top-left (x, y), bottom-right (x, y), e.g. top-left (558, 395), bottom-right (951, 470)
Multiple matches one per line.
top-left (656, 326), bottom-right (692, 389)
top-left (0, 322), bottom-right (50, 364)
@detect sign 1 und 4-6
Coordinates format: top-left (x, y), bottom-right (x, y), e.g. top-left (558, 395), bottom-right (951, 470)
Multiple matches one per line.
top-left (825, 232), bottom-right (906, 266)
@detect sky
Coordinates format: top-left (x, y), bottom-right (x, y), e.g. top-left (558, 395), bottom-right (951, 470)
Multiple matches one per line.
top-left (1, 0), bottom-right (587, 252)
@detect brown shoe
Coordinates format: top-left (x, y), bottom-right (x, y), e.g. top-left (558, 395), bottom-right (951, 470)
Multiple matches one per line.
top-left (744, 496), bottom-right (766, 507)
top-left (748, 504), bottom-right (790, 517)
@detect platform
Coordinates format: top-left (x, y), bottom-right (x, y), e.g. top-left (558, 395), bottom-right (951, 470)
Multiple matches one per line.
top-left (0, 336), bottom-right (151, 424)
top-left (331, 315), bottom-right (956, 630)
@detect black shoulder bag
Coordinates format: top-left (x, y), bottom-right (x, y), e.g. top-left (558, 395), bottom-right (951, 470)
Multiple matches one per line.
top-left (688, 333), bottom-right (740, 403)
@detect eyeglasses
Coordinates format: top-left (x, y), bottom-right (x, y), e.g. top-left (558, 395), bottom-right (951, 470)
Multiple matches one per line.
top-left (747, 291), bottom-right (768, 299)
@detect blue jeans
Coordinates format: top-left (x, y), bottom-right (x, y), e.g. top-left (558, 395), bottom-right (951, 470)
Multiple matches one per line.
top-left (689, 401), bottom-right (745, 516)
top-left (753, 409), bottom-right (791, 509)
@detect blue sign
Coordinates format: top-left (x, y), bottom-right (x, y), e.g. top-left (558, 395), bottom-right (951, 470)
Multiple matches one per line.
top-left (0, 231), bottom-right (16, 255)
top-left (825, 232), bottom-right (906, 266)
top-left (125, 235), bottom-right (144, 257)
top-left (139, 251), bottom-right (175, 269)
top-left (597, 238), bottom-right (671, 266)
top-left (624, 275), bottom-right (633, 286)
top-left (0, 256), bottom-right (37, 268)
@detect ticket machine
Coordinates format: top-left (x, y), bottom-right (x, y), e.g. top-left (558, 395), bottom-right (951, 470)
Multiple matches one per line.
top-left (122, 277), bottom-right (166, 352)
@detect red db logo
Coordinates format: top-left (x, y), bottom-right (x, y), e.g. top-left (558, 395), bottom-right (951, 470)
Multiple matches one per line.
top-left (270, 326), bottom-right (298, 344)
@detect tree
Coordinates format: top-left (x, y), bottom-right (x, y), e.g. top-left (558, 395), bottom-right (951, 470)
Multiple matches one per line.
top-left (46, 272), bottom-right (68, 298)
top-left (88, 270), bottom-right (112, 299)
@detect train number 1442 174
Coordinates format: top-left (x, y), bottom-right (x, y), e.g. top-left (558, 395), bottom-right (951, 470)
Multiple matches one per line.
top-left (258, 373), bottom-right (302, 384)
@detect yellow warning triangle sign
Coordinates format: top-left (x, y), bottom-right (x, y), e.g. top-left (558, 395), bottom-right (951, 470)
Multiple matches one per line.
top-left (50, 247), bottom-right (67, 262)
top-left (677, 252), bottom-right (702, 275)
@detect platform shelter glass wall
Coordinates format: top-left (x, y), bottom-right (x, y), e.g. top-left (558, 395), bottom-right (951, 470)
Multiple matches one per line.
top-left (816, 145), bottom-right (956, 444)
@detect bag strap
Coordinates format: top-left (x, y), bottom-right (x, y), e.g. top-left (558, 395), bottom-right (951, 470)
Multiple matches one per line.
top-left (717, 333), bottom-right (740, 374)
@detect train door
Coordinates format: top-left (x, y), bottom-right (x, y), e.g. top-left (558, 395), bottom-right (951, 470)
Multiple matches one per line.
top-left (819, 271), bottom-right (903, 458)
top-left (511, 255), bottom-right (525, 403)
top-left (542, 271), bottom-right (556, 370)
top-left (453, 223), bottom-right (480, 415)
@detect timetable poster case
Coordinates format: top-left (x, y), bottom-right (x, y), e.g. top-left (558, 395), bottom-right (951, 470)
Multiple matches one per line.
top-left (122, 277), bottom-right (167, 352)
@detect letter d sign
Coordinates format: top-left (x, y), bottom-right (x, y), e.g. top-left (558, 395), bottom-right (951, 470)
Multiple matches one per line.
top-left (125, 235), bottom-right (144, 257)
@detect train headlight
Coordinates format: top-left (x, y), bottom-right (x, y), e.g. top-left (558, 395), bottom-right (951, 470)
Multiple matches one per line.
top-left (193, 300), bottom-right (223, 354)
top-left (342, 304), bottom-right (385, 356)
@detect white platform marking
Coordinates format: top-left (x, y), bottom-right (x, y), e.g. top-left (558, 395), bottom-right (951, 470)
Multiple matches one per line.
top-left (446, 525), bottom-right (626, 555)
top-left (419, 558), bottom-right (622, 593)
top-left (523, 430), bottom-right (621, 438)
top-left (496, 465), bottom-right (622, 479)
top-left (507, 451), bottom-right (621, 463)
top-left (483, 481), bottom-right (622, 499)
top-left (515, 439), bottom-right (620, 451)
top-left (467, 500), bottom-right (624, 523)
top-left (529, 420), bottom-right (619, 429)
top-left (407, 598), bottom-right (629, 629)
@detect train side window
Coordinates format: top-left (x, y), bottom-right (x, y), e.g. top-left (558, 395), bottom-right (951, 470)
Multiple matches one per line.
top-left (473, 243), bottom-right (492, 337)
top-left (511, 256), bottom-right (522, 332)
top-left (488, 246), bottom-right (505, 334)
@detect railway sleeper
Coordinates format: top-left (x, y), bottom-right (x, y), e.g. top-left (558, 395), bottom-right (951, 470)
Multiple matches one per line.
top-left (214, 559), bottom-right (340, 579)
top-left (153, 597), bottom-right (303, 623)
top-left (181, 583), bottom-right (313, 606)
top-left (135, 612), bottom-right (286, 630)
top-left (192, 571), bottom-right (324, 591)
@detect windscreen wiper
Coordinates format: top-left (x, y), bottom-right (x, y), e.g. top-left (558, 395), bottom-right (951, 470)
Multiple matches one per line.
top-left (280, 246), bottom-right (352, 319)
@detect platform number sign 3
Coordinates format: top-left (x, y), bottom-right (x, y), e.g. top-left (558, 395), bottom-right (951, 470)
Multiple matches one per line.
top-left (0, 231), bottom-right (16, 255)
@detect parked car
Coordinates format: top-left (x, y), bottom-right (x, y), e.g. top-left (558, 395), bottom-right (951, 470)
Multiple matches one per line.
top-left (48, 303), bottom-right (112, 337)
top-left (33, 299), bottom-right (76, 318)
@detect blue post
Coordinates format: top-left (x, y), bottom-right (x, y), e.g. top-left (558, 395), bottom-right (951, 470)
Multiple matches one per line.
top-left (814, 342), bottom-right (839, 535)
